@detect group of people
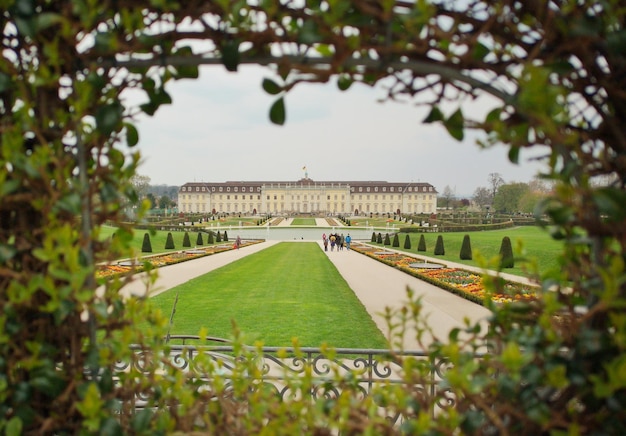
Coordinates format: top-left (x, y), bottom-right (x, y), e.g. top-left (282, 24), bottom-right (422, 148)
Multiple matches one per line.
top-left (322, 232), bottom-right (351, 252)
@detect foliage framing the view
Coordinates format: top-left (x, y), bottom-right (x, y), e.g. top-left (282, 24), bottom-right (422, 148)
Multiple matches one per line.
top-left (1, 0), bottom-right (625, 434)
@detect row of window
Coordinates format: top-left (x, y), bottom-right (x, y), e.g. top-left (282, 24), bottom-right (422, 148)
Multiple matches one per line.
top-left (180, 194), bottom-right (434, 201)
top-left (180, 185), bottom-right (435, 194)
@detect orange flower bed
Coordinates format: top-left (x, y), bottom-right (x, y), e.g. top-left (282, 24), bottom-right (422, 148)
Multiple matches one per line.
top-left (96, 242), bottom-right (254, 279)
top-left (351, 243), bottom-right (536, 305)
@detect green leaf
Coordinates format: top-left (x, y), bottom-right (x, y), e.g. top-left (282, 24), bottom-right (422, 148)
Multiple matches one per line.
top-left (444, 108), bottom-right (464, 141)
top-left (337, 75), bottom-right (353, 91)
top-left (472, 42), bottom-right (490, 61)
top-left (423, 106), bottom-right (443, 123)
top-left (0, 72), bottom-right (12, 93)
top-left (594, 188), bottom-right (626, 222)
top-left (124, 122), bottom-right (139, 147)
top-left (262, 78), bottom-right (282, 95)
top-left (0, 244), bottom-right (17, 263)
top-left (297, 20), bottom-right (322, 45)
top-left (5, 417), bottom-right (23, 436)
top-left (269, 97), bottom-right (286, 125)
top-left (221, 40), bottom-right (240, 72)
top-left (95, 103), bottom-right (123, 136)
top-left (508, 146), bottom-right (520, 164)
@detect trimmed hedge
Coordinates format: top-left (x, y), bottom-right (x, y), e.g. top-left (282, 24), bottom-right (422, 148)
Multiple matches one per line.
top-left (404, 234), bottom-right (411, 249)
top-left (182, 232), bottom-right (191, 248)
top-left (165, 232), bottom-right (175, 249)
top-left (196, 232), bottom-right (204, 246)
top-left (499, 236), bottom-right (514, 268)
top-left (434, 235), bottom-right (445, 255)
top-left (460, 234), bottom-right (472, 260)
top-left (417, 234), bottom-right (426, 252)
top-left (392, 234), bottom-right (399, 247)
top-left (141, 232), bottom-right (152, 253)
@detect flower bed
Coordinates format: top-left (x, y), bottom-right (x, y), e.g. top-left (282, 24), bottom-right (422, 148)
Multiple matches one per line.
top-left (351, 243), bottom-right (537, 305)
top-left (97, 241), bottom-right (258, 279)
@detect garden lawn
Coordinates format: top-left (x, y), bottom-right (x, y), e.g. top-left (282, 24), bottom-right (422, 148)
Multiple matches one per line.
top-left (370, 227), bottom-right (563, 277)
top-left (146, 242), bottom-right (388, 348)
top-left (291, 218), bottom-right (317, 226)
top-left (100, 226), bottom-right (230, 255)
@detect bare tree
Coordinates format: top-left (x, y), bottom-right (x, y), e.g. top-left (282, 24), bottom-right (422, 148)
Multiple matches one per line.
top-left (487, 173), bottom-right (505, 202)
top-left (472, 187), bottom-right (491, 209)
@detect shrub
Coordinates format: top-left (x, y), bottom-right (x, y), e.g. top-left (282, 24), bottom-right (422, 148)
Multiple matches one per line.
top-left (384, 233), bottom-right (391, 245)
top-left (499, 236), bottom-right (514, 268)
top-left (371, 232), bottom-right (377, 243)
top-left (434, 235), bottom-right (445, 255)
top-left (196, 232), bottom-right (203, 246)
top-left (417, 234), bottom-right (426, 252)
top-left (208, 231), bottom-right (215, 244)
top-left (459, 234), bottom-right (472, 260)
top-left (392, 234), bottom-right (400, 247)
top-left (377, 233), bottom-right (383, 244)
top-left (404, 234), bottom-right (411, 249)
top-left (216, 231), bottom-right (222, 242)
top-left (223, 231), bottom-right (229, 242)
top-left (182, 232), bottom-right (191, 247)
top-left (141, 233), bottom-right (152, 253)
top-left (165, 232), bottom-right (175, 249)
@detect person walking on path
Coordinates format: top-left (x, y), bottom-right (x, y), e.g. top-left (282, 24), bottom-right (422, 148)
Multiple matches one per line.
top-left (323, 234), bottom-right (328, 252)
top-left (235, 235), bottom-right (241, 249)
top-left (345, 234), bottom-right (351, 250)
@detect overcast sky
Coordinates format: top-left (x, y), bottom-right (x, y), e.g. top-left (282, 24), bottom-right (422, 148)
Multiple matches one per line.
top-left (130, 66), bottom-right (549, 197)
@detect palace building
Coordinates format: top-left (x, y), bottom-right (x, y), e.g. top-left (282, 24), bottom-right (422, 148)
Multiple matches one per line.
top-left (178, 178), bottom-right (437, 216)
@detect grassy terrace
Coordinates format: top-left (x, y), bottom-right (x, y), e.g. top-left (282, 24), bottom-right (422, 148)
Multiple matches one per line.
top-left (370, 227), bottom-right (563, 277)
top-left (145, 243), bottom-right (388, 348)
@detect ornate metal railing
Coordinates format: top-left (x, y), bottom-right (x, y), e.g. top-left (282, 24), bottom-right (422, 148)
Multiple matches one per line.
top-left (115, 336), bottom-right (467, 422)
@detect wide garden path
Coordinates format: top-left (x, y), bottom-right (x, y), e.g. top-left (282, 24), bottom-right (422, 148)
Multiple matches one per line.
top-left (117, 240), bottom-right (491, 350)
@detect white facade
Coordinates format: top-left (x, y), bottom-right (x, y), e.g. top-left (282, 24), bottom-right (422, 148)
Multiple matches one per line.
top-left (177, 179), bottom-right (437, 216)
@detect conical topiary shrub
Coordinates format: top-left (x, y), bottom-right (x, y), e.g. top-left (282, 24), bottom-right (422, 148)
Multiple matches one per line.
top-left (208, 231), bottom-right (215, 244)
top-left (216, 231), bottom-right (222, 242)
top-left (417, 234), bottom-right (426, 252)
top-left (377, 233), bottom-right (383, 244)
top-left (182, 232), bottom-right (191, 248)
top-left (165, 232), bottom-right (175, 249)
top-left (460, 234), bottom-right (472, 260)
top-left (223, 231), bottom-right (228, 242)
top-left (384, 233), bottom-right (391, 246)
top-left (392, 234), bottom-right (400, 247)
top-left (499, 236), bottom-right (514, 268)
top-left (434, 235), bottom-right (445, 255)
top-left (141, 233), bottom-right (152, 253)
top-left (196, 232), bottom-right (203, 246)
top-left (371, 232), bottom-right (377, 243)
top-left (404, 234), bottom-right (411, 249)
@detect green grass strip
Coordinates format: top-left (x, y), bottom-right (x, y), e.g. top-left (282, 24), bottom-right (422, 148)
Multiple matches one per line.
top-left (290, 218), bottom-right (317, 226)
top-left (147, 242), bottom-right (388, 349)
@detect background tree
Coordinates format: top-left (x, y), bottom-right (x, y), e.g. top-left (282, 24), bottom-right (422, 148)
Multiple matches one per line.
top-left (146, 193), bottom-right (157, 209)
top-left (493, 182), bottom-right (530, 214)
top-left (437, 185), bottom-right (455, 209)
top-left (487, 173), bottom-right (505, 204)
top-left (158, 195), bottom-right (172, 210)
top-left (472, 186), bottom-right (492, 210)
